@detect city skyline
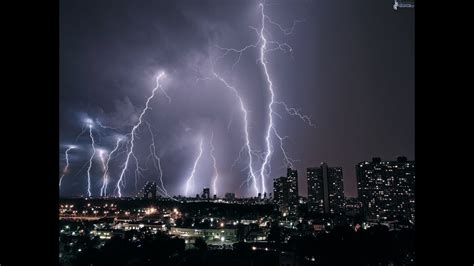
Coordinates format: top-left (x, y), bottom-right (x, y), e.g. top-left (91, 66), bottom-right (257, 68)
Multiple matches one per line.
top-left (60, 156), bottom-right (414, 200)
top-left (60, 0), bottom-right (414, 198)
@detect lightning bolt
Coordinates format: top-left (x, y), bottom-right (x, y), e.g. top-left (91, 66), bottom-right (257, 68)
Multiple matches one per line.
top-left (86, 124), bottom-right (96, 197)
top-left (257, 3), bottom-right (277, 195)
top-left (184, 137), bottom-right (204, 197)
top-left (59, 145), bottom-right (75, 187)
top-left (196, 4), bottom-right (314, 197)
top-left (257, 3), bottom-right (315, 194)
top-left (96, 119), bottom-right (118, 130)
top-left (215, 43), bottom-right (259, 73)
top-left (100, 137), bottom-right (122, 197)
top-left (209, 131), bottom-right (219, 196)
top-left (210, 3), bottom-right (314, 196)
top-left (212, 73), bottom-right (260, 196)
top-left (97, 149), bottom-right (107, 196)
top-left (115, 72), bottom-right (166, 197)
top-left (272, 127), bottom-right (297, 169)
top-left (274, 101), bottom-right (316, 127)
top-left (145, 121), bottom-right (169, 197)
top-left (74, 125), bottom-right (88, 142)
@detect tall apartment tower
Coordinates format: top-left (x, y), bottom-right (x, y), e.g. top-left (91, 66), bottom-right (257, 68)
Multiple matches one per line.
top-left (307, 163), bottom-right (344, 215)
top-left (356, 157), bottom-right (415, 222)
top-left (273, 168), bottom-right (299, 217)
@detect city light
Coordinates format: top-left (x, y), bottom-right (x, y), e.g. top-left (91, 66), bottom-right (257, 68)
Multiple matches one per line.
top-left (145, 207), bottom-right (157, 215)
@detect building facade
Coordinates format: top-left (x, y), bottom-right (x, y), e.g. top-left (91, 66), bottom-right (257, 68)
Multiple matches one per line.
top-left (169, 227), bottom-right (238, 246)
top-left (356, 157), bottom-right (415, 222)
top-left (273, 168), bottom-right (299, 217)
top-left (307, 163), bottom-right (344, 215)
top-left (344, 197), bottom-right (362, 217)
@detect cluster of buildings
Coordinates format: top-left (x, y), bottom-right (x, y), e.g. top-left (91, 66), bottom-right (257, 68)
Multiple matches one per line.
top-left (59, 156), bottom-right (414, 260)
top-left (59, 156), bottom-right (415, 265)
top-left (273, 156), bottom-right (415, 223)
top-left (138, 156), bottom-right (415, 223)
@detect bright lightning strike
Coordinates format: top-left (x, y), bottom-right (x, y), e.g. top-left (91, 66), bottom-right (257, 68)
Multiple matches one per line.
top-left (257, 3), bottom-right (275, 195)
top-left (145, 121), bottom-right (169, 197)
top-left (275, 101), bottom-right (315, 127)
top-left (272, 127), bottom-right (296, 169)
top-left (100, 137), bottom-right (122, 197)
top-left (209, 131), bottom-right (219, 196)
top-left (184, 137), bottom-right (204, 197)
top-left (115, 72), bottom-right (166, 197)
top-left (59, 145), bottom-right (76, 187)
top-left (257, 3), bottom-right (314, 194)
top-left (97, 149), bottom-right (107, 196)
top-left (213, 72), bottom-right (259, 196)
top-left (208, 3), bottom-right (314, 196)
top-left (86, 124), bottom-right (96, 197)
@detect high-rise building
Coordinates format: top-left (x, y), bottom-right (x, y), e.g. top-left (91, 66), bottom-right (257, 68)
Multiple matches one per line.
top-left (307, 163), bottom-right (344, 215)
top-left (273, 177), bottom-right (286, 212)
top-left (344, 197), bottom-right (362, 217)
top-left (287, 168), bottom-right (299, 215)
top-left (273, 168), bottom-right (299, 217)
top-left (356, 157), bottom-right (415, 222)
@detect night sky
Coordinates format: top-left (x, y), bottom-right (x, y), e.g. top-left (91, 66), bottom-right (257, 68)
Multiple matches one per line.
top-left (60, 0), bottom-right (414, 198)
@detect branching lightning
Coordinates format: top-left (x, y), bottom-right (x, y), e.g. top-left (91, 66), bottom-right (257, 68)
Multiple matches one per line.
top-left (115, 72), bottom-right (166, 197)
top-left (59, 145), bottom-right (76, 187)
top-left (210, 3), bottom-right (315, 196)
top-left (86, 124), bottom-right (96, 197)
top-left (62, 2), bottom-right (317, 198)
top-left (215, 43), bottom-right (259, 73)
top-left (275, 101), bottom-right (316, 127)
top-left (97, 149), bottom-right (107, 196)
top-left (96, 119), bottom-right (118, 130)
top-left (213, 72), bottom-right (260, 195)
top-left (209, 131), bottom-right (219, 196)
top-left (258, 3), bottom-right (275, 195)
top-left (145, 121), bottom-right (168, 197)
top-left (272, 127), bottom-right (297, 169)
top-left (100, 137), bottom-right (122, 197)
top-left (75, 127), bottom-right (87, 142)
top-left (184, 137), bottom-right (204, 196)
